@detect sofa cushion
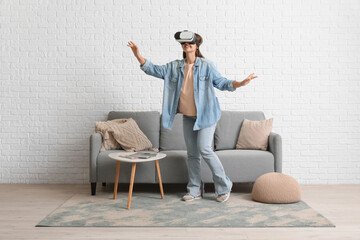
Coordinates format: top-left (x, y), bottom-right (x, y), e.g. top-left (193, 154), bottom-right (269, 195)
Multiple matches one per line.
top-left (160, 114), bottom-right (187, 150)
top-left (201, 149), bottom-right (274, 182)
top-left (236, 118), bottom-right (274, 150)
top-left (214, 111), bottom-right (265, 150)
top-left (108, 111), bottom-right (160, 149)
top-left (160, 113), bottom-right (215, 151)
top-left (94, 120), bottom-right (122, 152)
top-left (110, 118), bottom-right (157, 152)
top-left (155, 150), bottom-right (188, 183)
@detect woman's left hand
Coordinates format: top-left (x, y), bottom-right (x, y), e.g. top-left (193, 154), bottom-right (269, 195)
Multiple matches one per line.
top-left (234, 73), bottom-right (258, 88)
top-left (241, 73), bottom-right (257, 86)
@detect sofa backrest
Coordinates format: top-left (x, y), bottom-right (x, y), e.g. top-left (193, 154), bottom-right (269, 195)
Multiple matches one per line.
top-left (159, 114), bottom-right (187, 150)
top-left (106, 110), bottom-right (264, 152)
top-left (160, 113), bottom-right (215, 151)
top-left (214, 111), bottom-right (266, 150)
top-left (107, 111), bottom-right (160, 149)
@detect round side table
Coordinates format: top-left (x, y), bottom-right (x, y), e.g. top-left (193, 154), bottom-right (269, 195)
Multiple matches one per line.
top-left (108, 152), bottom-right (167, 209)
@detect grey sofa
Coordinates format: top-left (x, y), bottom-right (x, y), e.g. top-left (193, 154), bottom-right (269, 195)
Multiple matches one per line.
top-left (89, 110), bottom-right (282, 195)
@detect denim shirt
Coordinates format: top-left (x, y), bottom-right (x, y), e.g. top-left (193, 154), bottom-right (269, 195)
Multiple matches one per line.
top-left (140, 56), bottom-right (237, 131)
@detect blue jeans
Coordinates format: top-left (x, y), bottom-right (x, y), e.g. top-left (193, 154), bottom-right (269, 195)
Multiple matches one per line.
top-left (182, 114), bottom-right (233, 197)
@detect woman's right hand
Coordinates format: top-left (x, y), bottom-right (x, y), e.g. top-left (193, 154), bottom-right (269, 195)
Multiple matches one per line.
top-left (127, 41), bottom-right (140, 57)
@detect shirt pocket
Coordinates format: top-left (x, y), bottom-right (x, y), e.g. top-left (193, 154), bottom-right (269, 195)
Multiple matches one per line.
top-left (199, 75), bottom-right (210, 90)
top-left (168, 76), bottom-right (178, 89)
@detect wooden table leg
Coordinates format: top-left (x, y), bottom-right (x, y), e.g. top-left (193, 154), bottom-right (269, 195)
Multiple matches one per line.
top-left (127, 163), bottom-right (136, 210)
top-left (113, 161), bottom-right (120, 200)
top-left (155, 160), bottom-right (164, 199)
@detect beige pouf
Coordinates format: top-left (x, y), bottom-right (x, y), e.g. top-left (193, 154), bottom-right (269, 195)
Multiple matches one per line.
top-left (251, 172), bottom-right (301, 204)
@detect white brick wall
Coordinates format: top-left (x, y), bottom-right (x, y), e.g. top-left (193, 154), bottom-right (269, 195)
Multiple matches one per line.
top-left (1, 0), bottom-right (359, 184)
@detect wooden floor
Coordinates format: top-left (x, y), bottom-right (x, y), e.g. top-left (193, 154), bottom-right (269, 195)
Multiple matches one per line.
top-left (0, 183), bottom-right (359, 240)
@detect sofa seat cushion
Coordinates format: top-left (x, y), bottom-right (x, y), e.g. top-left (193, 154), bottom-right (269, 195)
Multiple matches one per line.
top-left (156, 150), bottom-right (188, 183)
top-left (201, 149), bottom-right (275, 182)
top-left (97, 150), bottom-right (156, 183)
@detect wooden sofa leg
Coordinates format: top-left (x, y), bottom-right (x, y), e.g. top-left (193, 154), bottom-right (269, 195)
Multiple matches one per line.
top-left (91, 182), bottom-right (97, 195)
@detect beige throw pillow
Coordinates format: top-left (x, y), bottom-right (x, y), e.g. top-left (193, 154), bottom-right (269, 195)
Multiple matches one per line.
top-left (110, 118), bottom-right (158, 152)
top-left (95, 119), bottom-right (123, 152)
top-left (236, 118), bottom-right (274, 150)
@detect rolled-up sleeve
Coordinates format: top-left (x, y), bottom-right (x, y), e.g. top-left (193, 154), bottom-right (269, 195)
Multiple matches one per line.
top-left (140, 58), bottom-right (151, 72)
top-left (209, 62), bottom-right (236, 92)
top-left (140, 58), bottom-right (169, 80)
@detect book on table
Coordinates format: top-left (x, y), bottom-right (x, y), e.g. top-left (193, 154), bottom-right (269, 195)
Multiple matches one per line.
top-left (118, 150), bottom-right (158, 159)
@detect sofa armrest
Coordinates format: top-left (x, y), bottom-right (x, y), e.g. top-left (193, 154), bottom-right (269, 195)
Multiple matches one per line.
top-left (268, 132), bottom-right (282, 173)
top-left (90, 133), bottom-right (102, 182)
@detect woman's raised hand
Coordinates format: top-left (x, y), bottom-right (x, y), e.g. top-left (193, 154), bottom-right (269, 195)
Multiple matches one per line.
top-left (127, 41), bottom-right (146, 65)
top-left (241, 73), bottom-right (258, 86)
top-left (127, 41), bottom-right (140, 57)
top-left (233, 73), bottom-right (258, 88)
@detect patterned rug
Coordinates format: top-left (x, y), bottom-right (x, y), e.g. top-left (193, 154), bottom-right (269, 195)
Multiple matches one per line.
top-left (36, 191), bottom-right (335, 227)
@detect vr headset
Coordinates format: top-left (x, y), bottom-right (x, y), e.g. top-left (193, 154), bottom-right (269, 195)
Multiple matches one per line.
top-left (174, 30), bottom-right (199, 45)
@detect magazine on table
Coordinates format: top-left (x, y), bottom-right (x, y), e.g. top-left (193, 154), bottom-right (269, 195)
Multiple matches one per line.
top-left (118, 150), bottom-right (158, 159)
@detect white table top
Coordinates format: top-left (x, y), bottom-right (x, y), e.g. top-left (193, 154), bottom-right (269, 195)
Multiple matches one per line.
top-left (108, 151), bottom-right (167, 163)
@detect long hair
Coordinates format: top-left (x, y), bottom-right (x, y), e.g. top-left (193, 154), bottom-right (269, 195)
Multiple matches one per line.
top-left (183, 33), bottom-right (205, 59)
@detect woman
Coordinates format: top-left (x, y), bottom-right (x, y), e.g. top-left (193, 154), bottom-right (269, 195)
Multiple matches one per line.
top-left (127, 32), bottom-right (257, 203)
